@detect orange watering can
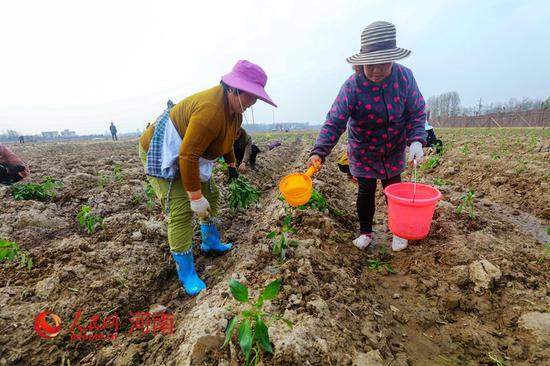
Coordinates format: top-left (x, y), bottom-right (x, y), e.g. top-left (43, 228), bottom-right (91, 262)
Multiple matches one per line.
top-left (279, 166), bottom-right (316, 207)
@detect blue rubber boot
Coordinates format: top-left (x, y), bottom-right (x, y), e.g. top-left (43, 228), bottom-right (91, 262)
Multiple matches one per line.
top-left (171, 250), bottom-right (206, 296)
top-left (200, 222), bottom-right (233, 254)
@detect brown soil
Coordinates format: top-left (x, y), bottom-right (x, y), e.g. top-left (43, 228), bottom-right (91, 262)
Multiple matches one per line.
top-left (1, 128), bottom-right (548, 365)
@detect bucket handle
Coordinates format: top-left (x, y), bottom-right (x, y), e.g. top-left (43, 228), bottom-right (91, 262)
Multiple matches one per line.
top-left (411, 159), bottom-right (417, 203)
top-left (305, 166), bottom-right (315, 177)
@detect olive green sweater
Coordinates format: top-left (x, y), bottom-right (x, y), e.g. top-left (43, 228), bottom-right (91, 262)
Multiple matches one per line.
top-left (140, 85), bottom-right (241, 191)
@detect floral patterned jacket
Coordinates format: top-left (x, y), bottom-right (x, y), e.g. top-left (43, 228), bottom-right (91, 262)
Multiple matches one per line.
top-left (311, 63), bottom-right (427, 180)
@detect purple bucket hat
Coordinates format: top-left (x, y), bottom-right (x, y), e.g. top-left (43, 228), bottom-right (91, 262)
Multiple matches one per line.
top-left (222, 60), bottom-right (277, 107)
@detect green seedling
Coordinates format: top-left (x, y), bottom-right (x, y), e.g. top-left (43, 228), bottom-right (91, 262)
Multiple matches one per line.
top-left (214, 160), bottom-right (229, 175)
top-left (490, 150), bottom-right (501, 160)
top-left (297, 190), bottom-right (342, 217)
top-left (459, 144), bottom-right (470, 156)
top-left (456, 191), bottom-right (476, 219)
top-left (76, 205), bottom-right (104, 234)
top-left (298, 190), bottom-right (329, 211)
top-left (0, 239), bottom-right (33, 270)
top-left (11, 177), bottom-right (62, 201)
top-left (98, 173), bottom-right (110, 188)
top-left (223, 279), bottom-right (292, 366)
top-left (228, 177), bottom-right (261, 210)
top-left (514, 159), bottom-right (528, 174)
top-left (366, 246), bottom-right (395, 274)
top-left (433, 177), bottom-right (452, 187)
top-left (131, 195), bottom-right (141, 204)
top-left (487, 352), bottom-right (507, 366)
top-left (113, 164), bottom-right (124, 181)
top-left (267, 206), bottom-right (296, 262)
top-left (421, 155), bottom-right (441, 171)
top-left (537, 227), bottom-right (550, 264)
top-left (144, 184), bottom-right (156, 209)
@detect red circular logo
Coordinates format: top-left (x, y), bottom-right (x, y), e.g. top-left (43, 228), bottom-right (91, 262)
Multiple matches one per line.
top-left (34, 311), bottom-right (62, 339)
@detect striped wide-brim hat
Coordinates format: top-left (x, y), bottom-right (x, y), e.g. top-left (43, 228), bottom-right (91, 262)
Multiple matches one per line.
top-left (346, 21), bottom-right (411, 65)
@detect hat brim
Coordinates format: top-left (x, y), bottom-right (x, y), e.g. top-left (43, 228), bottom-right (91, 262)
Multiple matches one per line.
top-left (222, 74), bottom-right (277, 107)
top-left (346, 48), bottom-right (411, 65)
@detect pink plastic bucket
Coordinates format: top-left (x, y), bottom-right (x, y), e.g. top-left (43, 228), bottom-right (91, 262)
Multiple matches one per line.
top-left (384, 182), bottom-right (442, 240)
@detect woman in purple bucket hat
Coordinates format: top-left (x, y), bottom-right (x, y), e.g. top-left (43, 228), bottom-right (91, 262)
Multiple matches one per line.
top-left (139, 60), bottom-right (276, 296)
top-left (308, 21), bottom-right (427, 252)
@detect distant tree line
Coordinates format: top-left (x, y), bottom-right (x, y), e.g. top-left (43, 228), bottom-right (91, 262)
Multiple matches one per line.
top-left (428, 92), bottom-right (550, 118)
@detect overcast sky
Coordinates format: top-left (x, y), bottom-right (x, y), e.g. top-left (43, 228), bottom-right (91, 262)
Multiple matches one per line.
top-left (1, 0), bottom-right (549, 135)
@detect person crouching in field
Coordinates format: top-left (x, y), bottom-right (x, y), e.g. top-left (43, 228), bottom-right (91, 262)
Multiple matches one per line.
top-left (139, 60), bottom-right (276, 296)
top-left (0, 143), bottom-right (30, 185)
top-left (425, 121), bottom-right (443, 155)
top-left (308, 21), bottom-right (427, 252)
top-left (234, 127), bottom-right (261, 172)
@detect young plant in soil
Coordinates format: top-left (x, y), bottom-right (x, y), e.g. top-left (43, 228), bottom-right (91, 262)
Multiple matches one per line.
top-left (297, 190), bottom-right (343, 216)
top-left (267, 206), bottom-right (297, 262)
top-left (144, 184), bottom-right (156, 209)
top-left (298, 190), bottom-right (329, 212)
top-left (421, 155), bottom-right (441, 171)
top-left (513, 159), bottom-right (528, 174)
top-left (113, 164), bottom-right (124, 181)
top-left (366, 246), bottom-right (395, 274)
top-left (228, 177), bottom-right (261, 210)
top-left (433, 177), bottom-right (452, 188)
top-left (0, 239), bottom-right (33, 270)
top-left (537, 227), bottom-right (550, 264)
top-left (456, 191), bottom-right (476, 219)
top-left (214, 159), bottom-right (228, 175)
top-left (76, 205), bottom-right (104, 234)
top-left (11, 177), bottom-right (62, 201)
top-left (98, 173), bottom-right (110, 188)
top-left (459, 144), bottom-right (471, 156)
top-left (487, 352), bottom-right (507, 366)
top-left (223, 278), bottom-right (292, 366)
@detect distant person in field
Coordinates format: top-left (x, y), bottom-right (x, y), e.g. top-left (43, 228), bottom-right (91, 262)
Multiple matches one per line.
top-left (19, 136), bottom-right (24, 144)
top-left (267, 141), bottom-right (282, 150)
top-left (0, 143), bottom-right (30, 185)
top-left (234, 127), bottom-right (260, 172)
top-left (425, 121), bottom-right (443, 155)
top-left (139, 60), bottom-right (276, 296)
top-left (308, 21), bottom-right (427, 252)
top-left (109, 122), bottom-right (118, 141)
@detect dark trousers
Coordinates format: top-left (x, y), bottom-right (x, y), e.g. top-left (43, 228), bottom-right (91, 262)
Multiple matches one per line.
top-left (356, 174), bottom-right (401, 234)
top-left (0, 164), bottom-right (24, 185)
top-left (235, 144), bottom-right (260, 166)
top-left (111, 133), bottom-right (118, 141)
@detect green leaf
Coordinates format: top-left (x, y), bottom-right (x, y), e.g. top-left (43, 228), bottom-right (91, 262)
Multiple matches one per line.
top-left (281, 317), bottom-right (294, 328)
top-left (241, 310), bottom-right (256, 319)
top-left (254, 318), bottom-right (273, 353)
top-left (367, 259), bottom-right (380, 270)
top-left (229, 279), bottom-right (249, 303)
top-left (222, 317), bottom-right (237, 349)
top-left (266, 231), bottom-right (277, 239)
top-left (237, 318), bottom-right (252, 362)
top-left (6, 250), bottom-right (17, 260)
top-left (256, 295), bottom-right (265, 309)
top-left (261, 279), bottom-right (282, 301)
top-left (385, 263), bottom-right (396, 274)
top-left (27, 257), bottom-right (33, 271)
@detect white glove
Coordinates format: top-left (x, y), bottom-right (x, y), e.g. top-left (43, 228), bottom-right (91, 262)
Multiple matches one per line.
top-left (408, 141), bottom-right (424, 162)
top-left (190, 196), bottom-right (210, 219)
